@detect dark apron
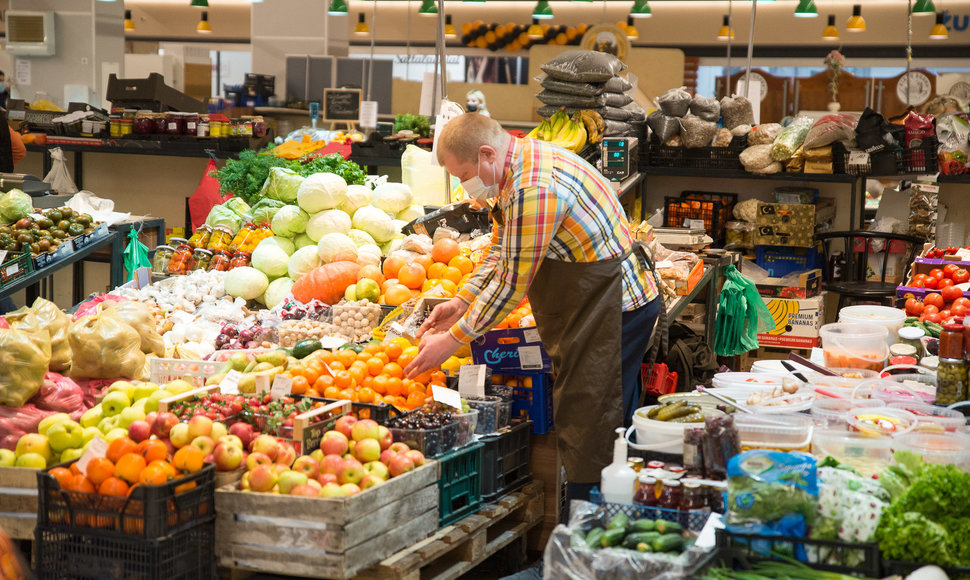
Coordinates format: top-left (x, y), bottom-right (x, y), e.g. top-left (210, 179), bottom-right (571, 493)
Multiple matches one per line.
top-left (529, 242), bottom-right (651, 483)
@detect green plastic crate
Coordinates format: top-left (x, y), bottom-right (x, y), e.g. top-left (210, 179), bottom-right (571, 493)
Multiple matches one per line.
top-left (437, 441), bottom-right (483, 527)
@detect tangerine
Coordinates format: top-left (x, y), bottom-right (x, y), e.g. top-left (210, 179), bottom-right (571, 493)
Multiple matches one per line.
top-left (291, 375), bottom-right (309, 395)
top-left (382, 362), bottom-right (404, 379)
top-left (106, 437), bottom-right (138, 463)
top-left (49, 467), bottom-right (73, 489)
top-left (372, 375), bottom-right (390, 394)
top-left (313, 374), bottom-right (334, 391)
top-left (66, 474), bottom-right (96, 494)
top-left (324, 386), bottom-right (342, 399)
top-left (98, 476), bottom-right (129, 497)
top-left (398, 263), bottom-right (427, 290)
top-left (174, 445), bottom-right (205, 473)
top-left (431, 238), bottom-right (461, 264)
top-left (138, 439), bottom-right (169, 464)
top-left (357, 387), bottom-right (376, 404)
top-left (449, 255), bottom-right (474, 275)
top-left (139, 464), bottom-right (169, 486)
top-left (333, 370), bottom-right (353, 390)
top-left (427, 262), bottom-right (448, 280)
top-left (441, 266), bottom-right (463, 285)
top-left (337, 349), bottom-right (358, 368)
top-left (384, 284), bottom-right (412, 306)
top-left (382, 255), bottom-right (405, 279)
top-left (385, 341), bottom-right (403, 360)
top-left (366, 357), bottom-right (385, 376)
top-left (115, 454), bottom-right (147, 484)
top-left (386, 377), bottom-right (404, 397)
top-left (86, 457), bottom-right (115, 487)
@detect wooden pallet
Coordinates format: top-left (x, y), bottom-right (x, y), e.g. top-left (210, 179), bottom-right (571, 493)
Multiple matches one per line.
top-left (357, 480), bottom-right (544, 580)
top-left (0, 466), bottom-right (38, 540)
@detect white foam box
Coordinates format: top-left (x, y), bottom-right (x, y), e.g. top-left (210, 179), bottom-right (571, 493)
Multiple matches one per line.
top-left (757, 292), bottom-right (826, 349)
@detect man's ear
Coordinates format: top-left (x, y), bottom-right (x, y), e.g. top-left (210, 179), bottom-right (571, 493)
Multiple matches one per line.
top-left (478, 145), bottom-right (497, 163)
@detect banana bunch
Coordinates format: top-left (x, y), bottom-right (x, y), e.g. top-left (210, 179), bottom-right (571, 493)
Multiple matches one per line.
top-left (526, 108), bottom-right (588, 153)
top-left (765, 299), bottom-right (799, 335)
top-left (578, 109), bottom-right (604, 145)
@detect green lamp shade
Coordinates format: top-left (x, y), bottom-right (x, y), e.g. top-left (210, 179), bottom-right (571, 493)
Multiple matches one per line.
top-left (794, 0), bottom-right (818, 18)
top-left (190, 0), bottom-right (208, 7)
top-left (630, 0), bottom-right (652, 18)
top-left (532, 0), bottom-right (553, 20)
top-left (913, 0), bottom-right (936, 14)
top-left (328, 0), bottom-right (348, 15)
top-left (419, 0), bottom-right (438, 16)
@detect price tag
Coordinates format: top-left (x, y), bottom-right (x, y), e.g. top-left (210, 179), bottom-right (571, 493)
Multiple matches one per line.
top-left (0, 250), bottom-right (8, 265)
top-left (359, 100), bottom-right (378, 128)
top-left (522, 328), bottom-right (541, 343)
top-left (694, 512), bottom-right (724, 550)
top-left (220, 370), bottom-right (242, 395)
top-left (29, 213), bottom-right (44, 221)
top-left (254, 374), bottom-right (271, 394)
top-left (431, 384), bottom-right (463, 411)
top-left (271, 375), bottom-right (293, 401)
top-left (654, 259), bottom-right (675, 269)
top-left (76, 437), bottom-right (109, 474)
top-left (848, 151), bottom-right (870, 166)
top-left (458, 364), bottom-right (486, 397)
top-left (518, 346), bottom-right (544, 371)
top-left (4, 263), bottom-right (17, 276)
top-left (390, 322), bottom-right (405, 334)
top-left (685, 219), bottom-right (706, 230)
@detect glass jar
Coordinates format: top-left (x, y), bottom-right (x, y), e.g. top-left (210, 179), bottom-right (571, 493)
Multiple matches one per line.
top-left (667, 465), bottom-right (685, 477)
top-left (197, 119), bottom-right (210, 138)
top-left (941, 324), bottom-right (966, 360)
top-left (897, 326), bottom-right (925, 356)
top-left (627, 458), bottom-right (643, 473)
top-left (118, 119), bottom-right (133, 137)
top-left (168, 237), bottom-right (189, 248)
top-left (210, 119), bottom-right (223, 138)
top-left (152, 245), bottom-right (174, 274)
top-left (133, 111), bottom-right (154, 135)
top-left (208, 250), bottom-right (232, 272)
top-left (230, 223), bottom-right (258, 253)
top-left (658, 479), bottom-right (682, 510)
top-left (634, 476), bottom-right (658, 507)
top-left (889, 343), bottom-right (918, 359)
top-left (206, 226), bottom-right (234, 253)
top-left (152, 113), bottom-right (167, 134)
top-left (122, 109), bottom-right (138, 120)
top-left (187, 225), bottom-right (213, 249)
top-left (165, 112), bottom-right (184, 135)
top-left (937, 358), bottom-right (967, 405)
top-left (681, 480), bottom-right (706, 511)
top-left (109, 116), bottom-right (122, 138)
top-left (683, 427), bottom-right (705, 474)
top-left (647, 461), bottom-right (665, 471)
top-left (183, 112), bottom-right (200, 136)
top-left (229, 251), bottom-right (251, 269)
top-left (191, 248), bottom-right (213, 271)
top-left (167, 244), bottom-right (194, 275)
top-left (251, 116), bottom-right (267, 138)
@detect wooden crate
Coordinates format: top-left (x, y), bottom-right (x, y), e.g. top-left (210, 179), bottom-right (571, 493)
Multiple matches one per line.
top-left (215, 461), bottom-right (439, 579)
top-left (527, 430), bottom-right (563, 552)
top-left (0, 466), bottom-right (39, 540)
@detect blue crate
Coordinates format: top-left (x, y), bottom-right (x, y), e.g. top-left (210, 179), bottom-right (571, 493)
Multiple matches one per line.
top-left (756, 244), bottom-right (824, 277)
top-left (487, 372), bottom-right (553, 435)
top-left (589, 487), bottom-right (712, 533)
top-left (437, 441), bottom-right (483, 527)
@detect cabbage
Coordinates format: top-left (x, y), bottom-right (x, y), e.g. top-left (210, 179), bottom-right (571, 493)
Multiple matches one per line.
top-left (297, 173), bottom-right (348, 214)
top-left (380, 238), bottom-right (404, 255)
top-left (358, 243), bottom-right (382, 267)
top-left (338, 184), bottom-right (373, 216)
top-left (252, 239), bottom-right (291, 278)
top-left (224, 266), bottom-right (269, 301)
top-left (263, 277), bottom-right (295, 309)
top-left (224, 197), bottom-right (252, 218)
top-left (249, 197), bottom-right (287, 225)
top-left (271, 205), bottom-right (309, 237)
top-left (261, 167), bottom-right (305, 203)
top-left (397, 204), bottom-right (425, 223)
top-left (392, 219), bottom-right (408, 235)
top-left (205, 204), bottom-right (244, 233)
top-left (0, 189), bottom-right (32, 223)
top-left (352, 206), bottom-right (396, 243)
top-left (288, 246), bottom-right (321, 280)
top-left (347, 229), bottom-right (376, 247)
top-left (306, 209), bottom-right (352, 242)
top-left (271, 236), bottom-right (296, 255)
top-left (317, 233), bottom-right (359, 264)
top-left (293, 233), bottom-right (315, 249)
top-left (371, 183), bottom-right (414, 214)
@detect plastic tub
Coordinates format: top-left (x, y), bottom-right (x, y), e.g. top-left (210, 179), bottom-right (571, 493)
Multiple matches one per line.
top-left (811, 429), bottom-right (894, 476)
top-left (735, 413), bottom-right (814, 451)
top-left (711, 372), bottom-right (787, 394)
top-left (811, 398), bottom-right (885, 428)
top-left (838, 305), bottom-right (907, 346)
top-left (894, 431), bottom-right (970, 470)
top-left (709, 386), bottom-right (815, 413)
top-left (862, 378), bottom-right (936, 405)
top-left (750, 360), bottom-right (813, 375)
top-left (819, 323), bottom-right (890, 371)
top-left (389, 422), bottom-right (459, 457)
top-left (453, 409), bottom-right (479, 446)
top-left (877, 373), bottom-right (937, 404)
top-left (466, 395), bottom-right (511, 435)
top-left (847, 406), bottom-right (917, 438)
top-left (887, 402), bottom-right (967, 433)
top-left (631, 405), bottom-right (722, 454)
top-left (807, 368), bottom-right (881, 398)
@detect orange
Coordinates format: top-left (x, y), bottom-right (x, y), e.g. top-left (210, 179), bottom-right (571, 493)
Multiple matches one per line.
top-left (366, 357), bottom-right (385, 376)
top-left (324, 386), bottom-right (342, 399)
top-left (430, 370), bottom-right (447, 384)
top-left (449, 255), bottom-right (474, 275)
top-left (384, 284), bottom-right (412, 306)
top-left (363, 343), bottom-right (381, 355)
top-left (372, 375), bottom-right (390, 394)
top-left (49, 467), bottom-right (73, 490)
top-left (382, 278), bottom-right (400, 294)
top-left (358, 264), bottom-right (386, 286)
top-left (357, 387), bottom-right (376, 404)
top-left (437, 279), bottom-right (459, 296)
top-left (398, 263), bottom-right (427, 290)
top-left (382, 255), bottom-right (405, 279)
top-left (65, 474), bottom-right (96, 494)
top-left (382, 362), bottom-right (404, 379)
top-left (414, 253), bottom-right (434, 272)
top-left (313, 374), bottom-right (334, 391)
top-left (328, 360), bottom-right (346, 372)
top-left (86, 457), bottom-right (115, 487)
top-left (385, 341), bottom-right (403, 361)
top-left (115, 454), bottom-right (147, 484)
top-left (427, 262), bottom-right (448, 280)
top-left (291, 375), bottom-right (309, 395)
top-left (397, 352), bottom-right (416, 370)
top-left (98, 476), bottom-right (129, 497)
top-left (337, 349), bottom-right (358, 368)
top-left (441, 266), bottom-right (463, 285)
top-left (338, 389), bottom-right (354, 400)
top-left (408, 381), bottom-right (428, 398)
top-left (431, 238), bottom-right (461, 264)
top-left (348, 364), bottom-right (367, 384)
top-left (361, 375), bottom-right (375, 390)
top-left (386, 377), bottom-right (404, 397)
top-left (333, 370), bottom-right (353, 390)
top-left (106, 437), bottom-right (138, 464)
top-left (406, 393), bottom-right (426, 409)
top-left (139, 463), bottom-right (169, 486)
top-left (318, 350), bottom-right (335, 366)
top-left (305, 387), bottom-right (321, 398)
top-left (173, 446), bottom-right (205, 473)
top-left (138, 439), bottom-right (169, 464)
top-left (411, 369), bottom-right (434, 384)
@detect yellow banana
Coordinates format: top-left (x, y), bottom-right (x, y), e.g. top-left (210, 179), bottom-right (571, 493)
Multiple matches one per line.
top-left (526, 124), bottom-right (542, 139)
top-left (550, 108), bottom-right (568, 135)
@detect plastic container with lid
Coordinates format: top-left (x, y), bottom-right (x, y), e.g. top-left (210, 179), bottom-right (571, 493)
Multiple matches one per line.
top-left (708, 386), bottom-right (815, 413)
top-left (735, 412), bottom-right (814, 451)
top-left (839, 305), bottom-right (907, 346)
top-left (629, 406), bottom-right (724, 455)
top-left (811, 398), bottom-right (885, 428)
top-left (894, 431), bottom-right (970, 470)
top-left (711, 372), bottom-right (788, 394)
top-left (870, 373), bottom-right (937, 404)
top-left (811, 429), bottom-right (894, 476)
top-left (750, 359), bottom-right (814, 375)
top-left (887, 402), bottom-right (966, 433)
top-left (847, 406), bottom-right (917, 438)
top-left (820, 323), bottom-right (890, 371)
top-left (897, 326), bottom-right (925, 354)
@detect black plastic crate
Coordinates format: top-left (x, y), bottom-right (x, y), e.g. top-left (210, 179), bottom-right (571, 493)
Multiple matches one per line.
top-left (883, 560), bottom-right (970, 579)
top-left (481, 420), bottom-right (533, 503)
top-left (35, 518), bottom-right (215, 580)
top-left (36, 462), bottom-right (215, 539)
top-left (438, 441), bottom-right (484, 527)
top-left (644, 136), bottom-right (746, 172)
top-left (904, 135), bottom-right (939, 174)
top-left (664, 196), bottom-right (732, 243)
top-left (833, 141), bottom-right (904, 175)
top-left (716, 528), bottom-right (881, 578)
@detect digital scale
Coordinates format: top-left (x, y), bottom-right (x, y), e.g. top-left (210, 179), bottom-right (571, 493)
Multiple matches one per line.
top-left (600, 137), bottom-right (638, 181)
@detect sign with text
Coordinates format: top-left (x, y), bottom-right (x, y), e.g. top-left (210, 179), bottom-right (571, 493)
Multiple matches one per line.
top-left (470, 327), bottom-right (552, 373)
top-left (323, 88), bottom-right (362, 122)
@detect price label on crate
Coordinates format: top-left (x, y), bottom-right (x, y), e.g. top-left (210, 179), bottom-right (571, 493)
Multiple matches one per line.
top-left (431, 384), bottom-right (463, 410)
top-left (458, 364), bottom-right (486, 397)
top-left (220, 370), bottom-right (242, 395)
top-left (522, 328), bottom-right (541, 343)
top-left (270, 375), bottom-right (293, 401)
top-left (255, 374), bottom-right (271, 393)
top-left (685, 218), bottom-right (706, 230)
top-left (518, 346), bottom-right (545, 371)
top-left (76, 436), bottom-right (108, 474)
top-left (848, 151), bottom-right (870, 166)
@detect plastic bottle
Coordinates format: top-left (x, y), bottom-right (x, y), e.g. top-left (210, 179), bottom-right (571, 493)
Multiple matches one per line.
top-left (600, 427), bottom-right (637, 504)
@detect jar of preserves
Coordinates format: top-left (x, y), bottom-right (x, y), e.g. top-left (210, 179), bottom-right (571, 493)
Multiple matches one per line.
top-left (208, 250), bottom-right (232, 272)
top-left (634, 476), bottom-right (659, 507)
top-left (109, 116), bottom-right (122, 138)
top-left (667, 465), bottom-right (685, 477)
top-left (627, 457), bottom-right (643, 473)
top-left (122, 109), bottom-right (138, 120)
top-left (191, 248), bottom-right (213, 271)
top-left (658, 479), bottom-right (682, 510)
top-left (252, 116), bottom-right (267, 138)
top-left (683, 427), bottom-right (705, 474)
top-left (133, 110), bottom-right (154, 134)
top-left (167, 244), bottom-right (194, 275)
top-left (153, 113), bottom-right (168, 134)
top-left (168, 237), bottom-right (188, 247)
top-left (119, 119), bottom-right (133, 137)
top-left (166, 112), bottom-right (184, 135)
top-left (206, 226), bottom-right (234, 253)
top-left (230, 222), bottom-right (258, 253)
top-left (937, 358), bottom-right (967, 405)
top-left (229, 251), bottom-right (251, 269)
top-left (152, 245), bottom-right (174, 274)
top-left (647, 460), bottom-right (665, 470)
top-left (940, 324), bottom-right (966, 360)
top-left (183, 112), bottom-right (200, 136)
top-left (255, 222), bottom-right (273, 241)
top-left (197, 119), bottom-right (210, 138)
top-left (186, 225), bottom-right (213, 249)
top-left (681, 480), bottom-right (706, 511)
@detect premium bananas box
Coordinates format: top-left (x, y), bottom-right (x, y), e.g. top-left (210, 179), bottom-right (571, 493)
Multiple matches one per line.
top-left (757, 293), bottom-right (825, 349)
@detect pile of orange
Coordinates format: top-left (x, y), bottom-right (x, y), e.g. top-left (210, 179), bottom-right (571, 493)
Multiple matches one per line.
top-left (283, 338), bottom-right (448, 411)
top-left (366, 238), bottom-right (478, 306)
top-left (493, 299), bottom-right (534, 330)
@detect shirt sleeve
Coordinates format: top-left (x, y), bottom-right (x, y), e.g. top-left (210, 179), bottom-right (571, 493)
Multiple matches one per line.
top-left (449, 185), bottom-right (563, 344)
top-left (9, 129), bottom-right (25, 165)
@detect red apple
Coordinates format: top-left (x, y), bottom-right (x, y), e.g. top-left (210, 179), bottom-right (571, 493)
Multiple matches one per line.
top-left (275, 442), bottom-right (297, 467)
top-left (380, 449), bottom-right (397, 465)
top-left (168, 423), bottom-right (191, 448)
top-left (338, 458), bottom-right (363, 485)
top-left (190, 436), bottom-right (215, 456)
top-left (289, 483), bottom-right (319, 498)
top-left (229, 423), bottom-right (255, 448)
top-left (248, 465), bottom-right (277, 492)
top-left (271, 463), bottom-right (289, 476)
top-left (246, 451), bottom-right (273, 471)
top-left (389, 442), bottom-right (410, 454)
top-left (353, 438), bottom-right (382, 463)
top-left (144, 412), bottom-right (158, 427)
top-left (351, 419), bottom-right (381, 442)
top-left (404, 450), bottom-right (426, 467)
top-left (250, 434), bottom-right (280, 461)
top-left (212, 442), bottom-right (244, 471)
top-left (340, 483), bottom-right (361, 496)
top-left (291, 455), bottom-right (320, 479)
top-left (388, 454), bottom-right (415, 477)
top-left (151, 412), bottom-right (178, 439)
top-left (218, 435), bottom-right (244, 450)
top-left (319, 482), bottom-right (347, 498)
top-left (320, 454), bottom-right (344, 475)
top-left (319, 431), bottom-right (349, 456)
top-left (377, 426), bottom-right (393, 450)
top-left (359, 474), bottom-right (384, 490)
top-left (316, 473), bottom-right (338, 486)
top-left (334, 416), bottom-right (357, 440)
top-left (187, 415), bottom-right (213, 439)
top-left (128, 420), bottom-right (152, 443)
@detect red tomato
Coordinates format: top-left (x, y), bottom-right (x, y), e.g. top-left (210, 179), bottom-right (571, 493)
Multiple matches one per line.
top-left (942, 285), bottom-right (964, 302)
top-left (943, 264), bottom-right (960, 278)
top-left (925, 313), bottom-right (943, 324)
top-left (930, 268), bottom-right (946, 281)
top-left (953, 304), bottom-right (968, 317)
top-left (940, 278), bottom-right (956, 288)
top-left (923, 302), bottom-right (941, 315)
top-left (953, 297), bottom-right (970, 310)
top-left (911, 279), bottom-right (926, 288)
top-left (925, 293), bottom-right (945, 309)
top-left (924, 277), bottom-right (939, 289)
top-left (954, 269), bottom-right (970, 284)
top-left (905, 298), bottom-right (925, 316)
top-left (940, 309), bottom-right (951, 320)
top-left (913, 273), bottom-right (929, 285)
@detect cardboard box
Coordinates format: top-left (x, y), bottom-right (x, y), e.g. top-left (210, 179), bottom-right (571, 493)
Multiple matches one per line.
top-left (674, 259), bottom-right (704, 296)
top-left (755, 268), bottom-right (823, 299)
top-left (757, 293), bottom-right (825, 349)
top-left (756, 244), bottom-right (825, 278)
top-left (471, 327), bottom-right (552, 373)
top-left (754, 199), bottom-right (835, 247)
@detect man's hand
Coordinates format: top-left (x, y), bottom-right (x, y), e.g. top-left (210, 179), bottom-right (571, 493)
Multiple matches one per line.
top-left (415, 297), bottom-right (470, 339)
top-left (405, 332), bottom-right (462, 379)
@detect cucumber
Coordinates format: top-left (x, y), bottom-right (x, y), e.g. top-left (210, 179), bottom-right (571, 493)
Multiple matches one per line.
top-left (636, 542), bottom-right (653, 553)
top-left (654, 519), bottom-right (683, 534)
top-left (585, 527), bottom-right (605, 549)
top-left (607, 513), bottom-right (630, 532)
top-left (630, 518), bottom-right (656, 533)
top-left (601, 527), bottom-right (626, 548)
top-left (652, 533), bottom-right (685, 553)
top-left (292, 339), bottom-right (323, 359)
top-left (622, 531), bottom-right (660, 549)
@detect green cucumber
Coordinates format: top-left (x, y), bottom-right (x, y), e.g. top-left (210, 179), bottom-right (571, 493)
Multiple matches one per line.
top-left (652, 533), bottom-right (685, 553)
top-left (585, 527), bottom-right (605, 549)
top-left (630, 518), bottom-right (656, 532)
top-left (636, 542), bottom-right (653, 553)
top-left (601, 527), bottom-right (626, 548)
top-left (622, 531), bottom-right (660, 549)
top-left (654, 519), bottom-right (683, 534)
top-left (607, 513), bottom-right (630, 532)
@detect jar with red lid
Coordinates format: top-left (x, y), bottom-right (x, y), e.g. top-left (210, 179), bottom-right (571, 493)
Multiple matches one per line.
top-left (133, 111), bottom-right (154, 135)
top-left (634, 476), bottom-right (658, 507)
top-left (940, 324), bottom-right (965, 360)
top-left (208, 250), bottom-right (232, 272)
top-left (251, 116), bottom-right (267, 138)
top-left (646, 460), bottom-right (665, 470)
top-left (206, 226), bottom-right (234, 253)
top-left (183, 112), bottom-right (200, 136)
top-left (165, 112), bottom-right (184, 135)
top-left (167, 244), bottom-right (194, 275)
top-left (658, 479), bottom-right (682, 510)
top-left (229, 251), bottom-right (251, 269)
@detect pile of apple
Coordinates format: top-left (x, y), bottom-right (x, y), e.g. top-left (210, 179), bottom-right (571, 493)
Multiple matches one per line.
top-left (240, 415), bottom-right (425, 498)
top-left (128, 410), bottom-right (258, 474)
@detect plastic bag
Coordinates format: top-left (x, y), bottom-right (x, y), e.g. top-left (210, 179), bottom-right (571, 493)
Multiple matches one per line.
top-left (541, 49), bottom-right (626, 83)
top-left (74, 293), bottom-right (128, 321)
top-left (720, 95), bottom-right (756, 130)
top-left (680, 115), bottom-right (717, 148)
top-left (102, 300), bottom-right (165, 356)
top-left (731, 124), bottom-right (753, 137)
top-left (713, 264), bottom-right (772, 356)
top-left (855, 107), bottom-right (896, 154)
top-left (752, 161), bottom-right (783, 174)
top-left (0, 403), bottom-right (58, 450)
top-left (748, 123), bottom-right (783, 145)
top-left (601, 106), bottom-right (633, 122)
top-left (32, 372), bottom-right (86, 414)
top-left (12, 298), bottom-right (72, 373)
top-left (603, 92), bottom-right (633, 108)
top-left (689, 95), bottom-right (720, 122)
top-left (623, 102), bottom-right (646, 122)
top-left (771, 116), bottom-right (814, 161)
top-left (68, 309), bottom-right (147, 380)
top-left (123, 229), bottom-right (151, 283)
top-left (740, 144), bottom-right (775, 171)
top-left (657, 87), bottom-right (691, 117)
top-left (785, 147), bottom-right (806, 173)
top-left (936, 113), bottom-right (970, 175)
top-left (401, 145), bottom-right (448, 206)
top-left (702, 414), bottom-right (741, 479)
top-left (712, 128), bottom-right (734, 147)
top-left (648, 111), bottom-right (680, 143)
top-left (538, 74), bottom-right (605, 97)
top-left (604, 76), bottom-right (633, 93)
top-left (734, 198), bottom-right (760, 222)
top-left (802, 114), bottom-right (859, 149)
top-left (43, 147), bottom-right (79, 194)
top-left (536, 89), bottom-right (606, 109)
top-left (604, 119), bottom-right (637, 137)
top-left (401, 233), bottom-right (433, 255)
top-left (0, 326), bottom-right (51, 407)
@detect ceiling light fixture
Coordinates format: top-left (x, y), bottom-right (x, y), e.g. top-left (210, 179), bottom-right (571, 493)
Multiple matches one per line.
top-left (929, 12), bottom-right (949, 38)
top-left (794, 0), bottom-right (818, 18)
top-left (328, 0), bottom-right (348, 16)
top-left (354, 13), bottom-right (369, 34)
top-left (124, 9), bottom-right (135, 31)
top-left (630, 0), bottom-right (652, 18)
top-left (912, 0), bottom-right (936, 15)
top-left (626, 15), bottom-right (639, 38)
top-left (717, 15), bottom-right (734, 40)
top-left (191, 0), bottom-right (208, 8)
top-left (822, 14), bottom-right (839, 40)
top-left (532, 0), bottom-right (554, 20)
top-left (847, 4), bottom-right (865, 31)
top-left (445, 15), bottom-right (457, 37)
top-left (418, 0), bottom-right (438, 16)
top-left (527, 17), bottom-right (544, 38)
top-left (197, 11), bottom-right (212, 33)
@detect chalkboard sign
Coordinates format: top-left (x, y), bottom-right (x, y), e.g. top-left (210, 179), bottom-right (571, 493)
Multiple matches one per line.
top-left (323, 88), bottom-right (362, 122)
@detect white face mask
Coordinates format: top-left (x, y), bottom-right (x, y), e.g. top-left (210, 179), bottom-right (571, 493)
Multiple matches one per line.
top-left (461, 156), bottom-right (499, 200)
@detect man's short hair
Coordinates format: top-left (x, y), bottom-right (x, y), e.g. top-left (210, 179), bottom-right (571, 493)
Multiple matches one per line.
top-left (436, 113), bottom-right (505, 165)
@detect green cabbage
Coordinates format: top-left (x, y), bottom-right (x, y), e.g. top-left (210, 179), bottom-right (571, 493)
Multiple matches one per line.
top-left (205, 204), bottom-right (244, 232)
top-left (306, 209), bottom-right (352, 242)
top-left (263, 277), bottom-right (295, 308)
top-left (224, 197), bottom-right (251, 218)
top-left (261, 167), bottom-right (305, 203)
top-left (270, 205), bottom-right (309, 237)
top-left (352, 206), bottom-right (396, 243)
top-left (0, 189), bottom-right (33, 223)
top-left (297, 173), bottom-right (349, 214)
top-left (249, 197), bottom-right (287, 225)
top-left (251, 239), bottom-right (291, 278)
top-left (224, 266), bottom-right (269, 301)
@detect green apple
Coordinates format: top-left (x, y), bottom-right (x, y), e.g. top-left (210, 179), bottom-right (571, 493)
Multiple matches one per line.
top-left (144, 390), bottom-right (172, 413)
top-left (80, 404), bottom-right (104, 429)
top-left (104, 428), bottom-right (129, 442)
top-left (101, 391), bottom-right (131, 417)
top-left (107, 380), bottom-right (135, 400)
top-left (15, 453), bottom-right (47, 469)
top-left (0, 449), bottom-right (15, 467)
top-left (98, 415), bottom-right (121, 434)
top-left (82, 426), bottom-right (101, 444)
top-left (133, 382), bottom-right (158, 401)
top-left (355, 278), bottom-right (380, 303)
top-left (131, 398), bottom-right (149, 413)
top-left (60, 447), bottom-right (85, 463)
top-left (15, 433), bottom-right (52, 463)
top-left (47, 420), bottom-right (85, 453)
top-left (118, 406), bottom-right (146, 429)
top-left (37, 413), bottom-right (72, 436)
top-left (163, 379), bottom-right (195, 395)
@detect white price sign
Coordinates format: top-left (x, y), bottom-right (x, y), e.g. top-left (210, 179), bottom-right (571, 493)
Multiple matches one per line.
top-left (270, 375), bottom-right (293, 401)
top-left (76, 437), bottom-right (109, 474)
top-left (431, 384), bottom-right (463, 411)
top-left (458, 364), bottom-right (486, 398)
top-left (220, 370), bottom-right (242, 395)
top-left (518, 346), bottom-right (544, 371)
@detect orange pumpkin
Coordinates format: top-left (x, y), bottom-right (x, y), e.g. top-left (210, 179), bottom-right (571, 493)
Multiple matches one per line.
top-left (292, 261), bottom-right (361, 304)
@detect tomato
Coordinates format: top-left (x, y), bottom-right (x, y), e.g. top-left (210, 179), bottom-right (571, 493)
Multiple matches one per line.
top-left (953, 304), bottom-right (968, 317)
top-left (953, 297), bottom-right (970, 310)
top-left (954, 269), bottom-right (970, 284)
top-left (913, 273), bottom-right (929, 285)
top-left (905, 298), bottom-right (925, 316)
top-left (944, 264), bottom-right (960, 278)
top-left (942, 285), bottom-right (964, 302)
top-left (925, 312), bottom-right (943, 324)
top-left (923, 304), bottom-right (940, 316)
top-left (924, 277), bottom-right (939, 289)
top-left (940, 278), bottom-right (955, 288)
top-left (947, 246), bottom-right (958, 255)
top-left (929, 268), bottom-right (946, 281)
top-left (911, 278), bottom-right (927, 288)
top-left (924, 293), bottom-right (945, 309)
top-left (940, 309), bottom-right (951, 320)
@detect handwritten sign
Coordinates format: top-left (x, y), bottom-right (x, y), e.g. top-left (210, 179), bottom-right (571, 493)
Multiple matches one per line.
top-left (458, 364), bottom-right (486, 398)
top-left (323, 88), bottom-right (362, 122)
top-left (431, 385), bottom-right (463, 411)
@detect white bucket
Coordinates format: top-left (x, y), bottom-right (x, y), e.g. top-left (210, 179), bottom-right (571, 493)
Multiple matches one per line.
top-left (631, 405), bottom-right (717, 455)
top-left (838, 305), bottom-right (907, 346)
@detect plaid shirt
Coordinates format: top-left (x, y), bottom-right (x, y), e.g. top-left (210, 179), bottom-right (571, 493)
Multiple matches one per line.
top-left (450, 137), bottom-right (657, 345)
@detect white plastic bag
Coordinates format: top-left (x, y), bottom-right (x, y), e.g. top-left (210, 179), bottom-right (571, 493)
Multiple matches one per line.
top-left (402, 144), bottom-right (448, 206)
top-left (43, 148), bottom-right (78, 195)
